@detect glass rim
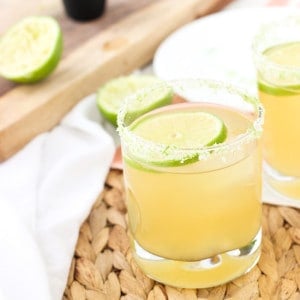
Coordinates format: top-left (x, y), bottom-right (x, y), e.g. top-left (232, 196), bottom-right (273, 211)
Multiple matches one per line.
top-left (252, 15), bottom-right (300, 73)
top-left (117, 78), bottom-right (264, 162)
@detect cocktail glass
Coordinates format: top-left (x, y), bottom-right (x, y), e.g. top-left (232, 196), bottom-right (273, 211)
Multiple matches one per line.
top-left (253, 16), bottom-right (300, 200)
top-left (117, 79), bottom-right (264, 288)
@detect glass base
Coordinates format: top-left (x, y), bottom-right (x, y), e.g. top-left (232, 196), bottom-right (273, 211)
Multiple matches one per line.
top-left (132, 229), bottom-right (261, 289)
top-left (264, 162), bottom-right (300, 200)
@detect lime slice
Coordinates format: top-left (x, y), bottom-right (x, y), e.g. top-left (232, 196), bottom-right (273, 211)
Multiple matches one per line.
top-left (0, 16), bottom-right (63, 83)
top-left (258, 42), bottom-right (300, 96)
top-left (264, 42), bottom-right (300, 67)
top-left (258, 80), bottom-right (300, 96)
top-left (96, 75), bottom-right (173, 126)
top-left (129, 109), bottom-right (227, 166)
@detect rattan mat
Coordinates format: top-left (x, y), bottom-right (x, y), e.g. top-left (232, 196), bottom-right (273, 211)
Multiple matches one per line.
top-left (63, 170), bottom-right (300, 300)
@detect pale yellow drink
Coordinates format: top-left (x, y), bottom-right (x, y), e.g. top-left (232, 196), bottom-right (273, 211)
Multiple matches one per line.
top-left (257, 42), bottom-right (300, 198)
top-left (120, 96), bottom-right (263, 288)
top-left (253, 16), bottom-right (300, 200)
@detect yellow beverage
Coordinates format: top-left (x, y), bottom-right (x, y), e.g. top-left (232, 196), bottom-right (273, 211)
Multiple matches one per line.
top-left (258, 42), bottom-right (300, 198)
top-left (122, 102), bottom-right (262, 288)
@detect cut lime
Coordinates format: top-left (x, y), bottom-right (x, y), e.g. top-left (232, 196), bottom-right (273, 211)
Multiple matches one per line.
top-left (258, 42), bottom-right (300, 96)
top-left (264, 42), bottom-right (300, 67)
top-left (96, 75), bottom-right (173, 126)
top-left (258, 80), bottom-right (300, 96)
top-left (0, 16), bottom-right (63, 83)
top-left (129, 109), bottom-right (227, 166)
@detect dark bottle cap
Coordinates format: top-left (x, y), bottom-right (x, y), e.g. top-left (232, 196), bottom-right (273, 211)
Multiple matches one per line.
top-left (63, 0), bottom-right (106, 21)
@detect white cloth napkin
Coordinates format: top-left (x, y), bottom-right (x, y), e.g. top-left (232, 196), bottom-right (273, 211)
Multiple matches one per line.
top-left (0, 95), bottom-right (115, 300)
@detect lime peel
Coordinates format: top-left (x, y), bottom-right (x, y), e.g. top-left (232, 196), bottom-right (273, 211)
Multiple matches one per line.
top-left (258, 80), bottom-right (300, 96)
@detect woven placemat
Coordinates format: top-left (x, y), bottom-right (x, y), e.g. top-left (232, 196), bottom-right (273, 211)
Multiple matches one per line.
top-left (63, 170), bottom-right (300, 300)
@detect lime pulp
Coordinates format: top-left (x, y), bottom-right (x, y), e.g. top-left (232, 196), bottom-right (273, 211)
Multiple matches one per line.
top-left (128, 107), bottom-right (227, 167)
top-left (0, 16), bottom-right (63, 83)
top-left (96, 75), bottom-right (173, 126)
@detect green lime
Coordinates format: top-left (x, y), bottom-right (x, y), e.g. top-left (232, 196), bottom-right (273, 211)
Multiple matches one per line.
top-left (129, 109), bottom-right (227, 166)
top-left (258, 80), bottom-right (300, 96)
top-left (258, 42), bottom-right (300, 96)
top-left (96, 75), bottom-right (173, 126)
top-left (0, 16), bottom-right (63, 83)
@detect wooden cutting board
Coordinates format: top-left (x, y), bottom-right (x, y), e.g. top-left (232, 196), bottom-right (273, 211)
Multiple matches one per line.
top-left (0, 0), bottom-right (232, 161)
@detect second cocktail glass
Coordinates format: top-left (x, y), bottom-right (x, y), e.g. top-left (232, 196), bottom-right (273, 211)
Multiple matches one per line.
top-left (118, 79), bottom-right (264, 288)
top-left (253, 16), bottom-right (300, 200)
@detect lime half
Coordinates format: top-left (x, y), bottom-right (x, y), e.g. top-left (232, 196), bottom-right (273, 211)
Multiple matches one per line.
top-left (97, 75), bottom-right (173, 126)
top-left (0, 16), bottom-right (63, 83)
top-left (129, 109), bottom-right (227, 166)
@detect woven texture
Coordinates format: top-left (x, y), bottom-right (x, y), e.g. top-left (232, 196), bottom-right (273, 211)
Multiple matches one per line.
top-left (63, 170), bottom-right (300, 300)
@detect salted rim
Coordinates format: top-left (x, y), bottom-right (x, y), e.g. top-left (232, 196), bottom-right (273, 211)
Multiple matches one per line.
top-left (117, 78), bottom-right (264, 164)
